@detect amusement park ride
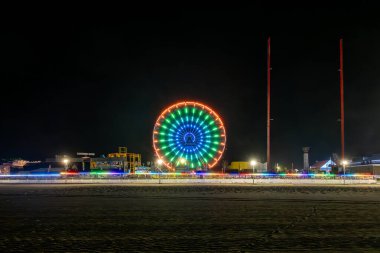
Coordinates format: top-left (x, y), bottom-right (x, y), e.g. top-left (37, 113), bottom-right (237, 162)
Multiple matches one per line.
top-left (153, 101), bottom-right (226, 172)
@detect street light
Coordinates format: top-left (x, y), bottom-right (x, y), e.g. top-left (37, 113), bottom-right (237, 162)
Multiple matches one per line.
top-left (250, 160), bottom-right (257, 174)
top-left (62, 158), bottom-right (70, 171)
top-left (156, 159), bottom-right (163, 184)
top-left (179, 158), bottom-right (187, 171)
top-left (250, 160), bottom-right (257, 184)
top-left (341, 160), bottom-right (348, 185)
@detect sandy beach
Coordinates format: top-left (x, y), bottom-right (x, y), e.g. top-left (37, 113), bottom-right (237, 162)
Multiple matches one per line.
top-left (1, 184), bottom-right (380, 252)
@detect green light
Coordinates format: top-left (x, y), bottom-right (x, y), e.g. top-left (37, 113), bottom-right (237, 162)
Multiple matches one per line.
top-left (173, 119), bottom-right (181, 127)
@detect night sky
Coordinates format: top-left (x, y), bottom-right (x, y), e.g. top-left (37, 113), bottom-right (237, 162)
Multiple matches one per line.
top-left (2, 4), bottom-right (380, 168)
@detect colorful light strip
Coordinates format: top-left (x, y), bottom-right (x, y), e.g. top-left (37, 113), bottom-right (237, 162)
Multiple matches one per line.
top-left (0, 172), bottom-right (374, 178)
top-left (0, 173), bottom-right (61, 177)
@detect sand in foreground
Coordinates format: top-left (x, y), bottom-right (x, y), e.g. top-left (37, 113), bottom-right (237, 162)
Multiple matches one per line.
top-left (0, 184), bottom-right (380, 252)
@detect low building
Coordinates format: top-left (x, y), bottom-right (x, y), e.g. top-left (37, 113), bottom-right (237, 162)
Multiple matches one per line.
top-left (0, 163), bottom-right (11, 174)
top-left (345, 154), bottom-right (380, 176)
top-left (46, 147), bottom-right (142, 173)
top-left (310, 159), bottom-right (336, 173)
top-left (351, 154), bottom-right (380, 166)
top-left (228, 161), bottom-right (267, 173)
top-left (346, 164), bottom-right (380, 176)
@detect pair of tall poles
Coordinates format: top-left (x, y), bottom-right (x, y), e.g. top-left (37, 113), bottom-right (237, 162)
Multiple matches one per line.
top-left (266, 38), bottom-right (345, 171)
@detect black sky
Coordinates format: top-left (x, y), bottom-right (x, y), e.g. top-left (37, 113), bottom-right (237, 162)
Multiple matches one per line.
top-left (2, 4), bottom-right (380, 168)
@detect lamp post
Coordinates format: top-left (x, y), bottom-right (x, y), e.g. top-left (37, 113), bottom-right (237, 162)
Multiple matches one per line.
top-left (250, 160), bottom-right (257, 184)
top-left (180, 158), bottom-right (187, 171)
top-left (341, 160), bottom-right (348, 185)
top-left (157, 159), bottom-right (163, 184)
top-left (63, 159), bottom-right (69, 171)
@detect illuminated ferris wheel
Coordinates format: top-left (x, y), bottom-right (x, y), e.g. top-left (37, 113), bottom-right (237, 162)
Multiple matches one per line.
top-left (153, 101), bottom-right (227, 170)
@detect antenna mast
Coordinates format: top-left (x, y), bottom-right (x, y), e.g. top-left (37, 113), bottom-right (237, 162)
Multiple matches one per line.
top-left (267, 37), bottom-right (271, 171)
top-left (339, 39), bottom-right (345, 161)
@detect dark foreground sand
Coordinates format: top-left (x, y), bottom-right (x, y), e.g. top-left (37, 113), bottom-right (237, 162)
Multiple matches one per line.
top-left (1, 184), bottom-right (380, 252)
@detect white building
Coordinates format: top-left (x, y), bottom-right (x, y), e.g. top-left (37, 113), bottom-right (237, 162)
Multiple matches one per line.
top-left (310, 159), bottom-right (336, 173)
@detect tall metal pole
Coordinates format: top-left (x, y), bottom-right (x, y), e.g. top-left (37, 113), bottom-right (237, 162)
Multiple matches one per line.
top-left (267, 37), bottom-right (271, 172)
top-left (340, 39), bottom-right (345, 162)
